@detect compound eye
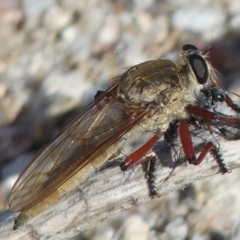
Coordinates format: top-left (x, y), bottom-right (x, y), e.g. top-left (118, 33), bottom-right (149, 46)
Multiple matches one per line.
top-left (182, 44), bottom-right (199, 53)
top-left (189, 54), bottom-right (208, 84)
top-left (217, 94), bottom-right (225, 102)
top-left (210, 87), bottom-right (225, 102)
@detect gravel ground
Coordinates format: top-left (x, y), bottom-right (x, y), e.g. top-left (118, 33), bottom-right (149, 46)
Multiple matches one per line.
top-left (1, 0), bottom-right (240, 239)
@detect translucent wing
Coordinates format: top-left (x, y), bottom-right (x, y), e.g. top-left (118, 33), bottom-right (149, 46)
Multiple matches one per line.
top-left (9, 82), bottom-right (150, 212)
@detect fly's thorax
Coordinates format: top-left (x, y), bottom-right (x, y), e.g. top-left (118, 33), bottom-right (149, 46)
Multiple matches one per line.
top-left (137, 91), bottom-right (192, 133)
top-left (118, 59), bottom-right (179, 104)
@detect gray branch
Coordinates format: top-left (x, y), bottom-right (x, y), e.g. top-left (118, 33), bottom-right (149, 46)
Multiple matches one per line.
top-left (0, 128), bottom-right (240, 239)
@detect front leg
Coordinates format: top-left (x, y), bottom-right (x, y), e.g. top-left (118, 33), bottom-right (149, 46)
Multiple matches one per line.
top-left (188, 106), bottom-right (240, 125)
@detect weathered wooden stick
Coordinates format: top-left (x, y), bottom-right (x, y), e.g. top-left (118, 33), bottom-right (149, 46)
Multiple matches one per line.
top-left (0, 128), bottom-right (240, 239)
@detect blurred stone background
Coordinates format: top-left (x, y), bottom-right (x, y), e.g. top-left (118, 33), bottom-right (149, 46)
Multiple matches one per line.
top-left (1, 0), bottom-right (240, 239)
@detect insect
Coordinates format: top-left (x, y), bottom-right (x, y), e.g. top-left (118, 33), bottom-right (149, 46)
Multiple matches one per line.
top-left (8, 44), bottom-right (240, 230)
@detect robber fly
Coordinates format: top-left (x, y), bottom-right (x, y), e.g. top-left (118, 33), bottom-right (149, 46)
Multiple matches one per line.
top-left (9, 44), bottom-right (240, 229)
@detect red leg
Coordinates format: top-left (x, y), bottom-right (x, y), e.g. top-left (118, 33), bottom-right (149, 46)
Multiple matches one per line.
top-left (188, 106), bottom-right (240, 125)
top-left (120, 134), bottom-right (161, 170)
top-left (179, 120), bottom-right (228, 173)
top-left (194, 142), bottom-right (214, 164)
top-left (178, 121), bottom-right (195, 162)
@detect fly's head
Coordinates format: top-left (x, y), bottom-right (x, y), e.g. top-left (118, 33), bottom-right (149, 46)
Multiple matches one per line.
top-left (179, 44), bottom-right (217, 96)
